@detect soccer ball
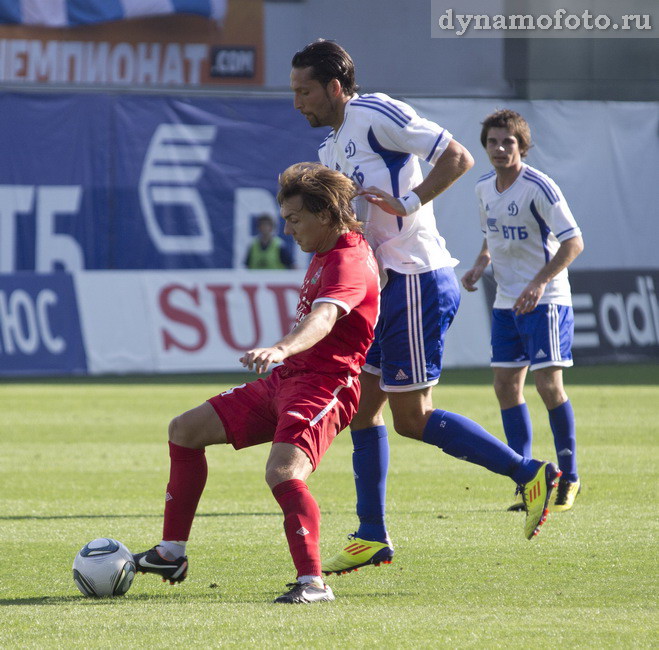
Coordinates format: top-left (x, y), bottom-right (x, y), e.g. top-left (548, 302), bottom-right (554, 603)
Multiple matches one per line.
top-left (72, 538), bottom-right (136, 597)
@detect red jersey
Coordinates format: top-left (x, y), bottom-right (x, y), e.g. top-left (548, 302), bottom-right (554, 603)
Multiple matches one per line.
top-left (283, 231), bottom-right (379, 376)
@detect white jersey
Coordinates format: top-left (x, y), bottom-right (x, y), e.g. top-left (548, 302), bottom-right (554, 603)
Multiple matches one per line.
top-left (318, 93), bottom-right (457, 274)
top-left (476, 162), bottom-right (582, 309)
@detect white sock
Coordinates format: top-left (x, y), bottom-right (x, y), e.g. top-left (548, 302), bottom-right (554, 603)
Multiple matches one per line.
top-left (298, 575), bottom-right (323, 586)
top-left (159, 540), bottom-right (187, 560)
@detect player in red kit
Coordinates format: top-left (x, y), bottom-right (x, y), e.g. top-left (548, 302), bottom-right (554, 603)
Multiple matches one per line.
top-left (133, 163), bottom-right (379, 604)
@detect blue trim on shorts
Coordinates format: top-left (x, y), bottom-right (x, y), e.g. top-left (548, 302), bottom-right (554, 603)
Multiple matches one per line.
top-left (365, 267), bottom-right (460, 389)
top-left (491, 304), bottom-right (574, 368)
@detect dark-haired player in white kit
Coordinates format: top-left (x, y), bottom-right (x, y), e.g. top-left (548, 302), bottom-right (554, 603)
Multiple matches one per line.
top-left (290, 40), bottom-right (562, 576)
top-left (462, 109), bottom-right (584, 512)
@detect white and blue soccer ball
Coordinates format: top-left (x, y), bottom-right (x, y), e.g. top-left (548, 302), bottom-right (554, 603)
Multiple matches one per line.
top-left (72, 538), bottom-right (136, 598)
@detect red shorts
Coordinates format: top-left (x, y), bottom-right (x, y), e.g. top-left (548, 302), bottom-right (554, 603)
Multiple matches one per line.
top-left (207, 366), bottom-right (360, 470)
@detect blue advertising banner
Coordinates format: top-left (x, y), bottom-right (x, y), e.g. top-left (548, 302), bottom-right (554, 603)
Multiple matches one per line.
top-left (0, 273), bottom-right (87, 375)
top-left (111, 96), bottom-right (319, 269)
top-left (0, 93), bottom-right (112, 272)
top-left (0, 93), bottom-right (323, 272)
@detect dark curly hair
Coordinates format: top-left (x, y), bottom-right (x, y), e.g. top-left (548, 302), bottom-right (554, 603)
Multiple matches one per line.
top-left (291, 39), bottom-right (357, 96)
top-left (480, 109), bottom-right (532, 157)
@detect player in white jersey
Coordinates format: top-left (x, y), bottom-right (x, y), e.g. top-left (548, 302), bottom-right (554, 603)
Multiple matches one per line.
top-left (317, 93), bottom-right (456, 275)
top-left (291, 41), bottom-right (562, 574)
top-left (462, 109), bottom-right (584, 513)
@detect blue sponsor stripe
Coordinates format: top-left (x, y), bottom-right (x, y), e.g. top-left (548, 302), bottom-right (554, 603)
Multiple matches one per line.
top-left (367, 127), bottom-right (411, 232)
top-left (523, 171), bottom-right (559, 204)
top-left (530, 199), bottom-right (551, 263)
top-left (425, 130), bottom-right (445, 163)
top-left (360, 94), bottom-right (412, 123)
top-left (352, 100), bottom-right (409, 128)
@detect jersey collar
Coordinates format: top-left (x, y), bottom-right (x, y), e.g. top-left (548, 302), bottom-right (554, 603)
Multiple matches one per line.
top-left (494, 162), bottom-right (527, 195)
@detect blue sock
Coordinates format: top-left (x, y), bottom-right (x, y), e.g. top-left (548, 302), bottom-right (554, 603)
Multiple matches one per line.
top-left (351, 426), bottom-right (389, 542)
top-left (501, 403), bottom-right (533, 457)
top-left (422, 410), bottom-right (541, 485)
top-left (548, 400), bottom-right (578, 482)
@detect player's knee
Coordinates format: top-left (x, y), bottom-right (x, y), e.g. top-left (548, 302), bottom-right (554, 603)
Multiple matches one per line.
top-left (168, 414), bottom-right (198, 448)
top-left (537, 384), bottom-right (567, 410)
top-left (392, 412), bottom-right (427, 440)
top-left (350, 413), bottom-right (385, 431)
top-left (534, 374), bottom-right (566, 409)
top-left (494, 376), bottom-right (523, 403)
top-left (265, 464), bottom-right (295, 490)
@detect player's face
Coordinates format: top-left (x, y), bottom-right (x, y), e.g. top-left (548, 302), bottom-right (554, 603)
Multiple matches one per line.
top-left (290, 67), bottom-right (338, 128)
top-left (485, 127), bottom-right (522, 171)
top-left (281, 195), bottom-right (333, 253)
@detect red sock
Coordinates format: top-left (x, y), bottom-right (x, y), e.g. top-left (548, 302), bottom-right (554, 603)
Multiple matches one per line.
top-left (271, 479), bottom-right (321, 577)
top-left (162, 441), bottom-right (208, 542)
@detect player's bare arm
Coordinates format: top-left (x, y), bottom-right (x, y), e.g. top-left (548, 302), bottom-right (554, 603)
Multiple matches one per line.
top-left (414, 139), bottom-right (474, 204)
top-left (461, 239), bottom-right (491, 292)
top-left (358, 139), bottom-right (474, 217)
top-left (240, 301), bottom-right (343, 373)
top-left (513, 235), bottom-right (584, 314)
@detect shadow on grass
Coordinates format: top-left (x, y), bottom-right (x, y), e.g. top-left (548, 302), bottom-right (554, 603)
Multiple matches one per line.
top-left (0, 590), bottom-right (411, 607)
top-left (0, 512), bottom-right (282, 521)
top-left (0, 507), bottom-right (508, 522)
top-left (0, 593), bottom-right (224, 607)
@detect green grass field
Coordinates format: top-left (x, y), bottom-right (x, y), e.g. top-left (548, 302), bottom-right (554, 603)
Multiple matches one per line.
top-left (1, 365), bottom-right (657, 648)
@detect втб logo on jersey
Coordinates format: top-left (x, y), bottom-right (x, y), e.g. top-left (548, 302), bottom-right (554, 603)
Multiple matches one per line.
top-left (139, 124), bottom-right (217, 254)
top-left (507, 200), bottom-right (519, 216)
top-left (487, 218), bottom-right (499, 232)
top-left (344, 140), bottom-right (356, 158)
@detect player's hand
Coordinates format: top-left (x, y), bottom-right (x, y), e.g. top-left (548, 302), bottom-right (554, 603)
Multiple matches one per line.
top-left (461, 268), bottom-right (483, 292)
top-left (513, 281), bottom-right (546, 314)
top-left (240, 346), bottom-right (285, 374)
top-left (357, 186), bottom-right (405, 216)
